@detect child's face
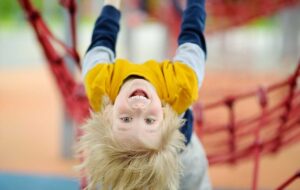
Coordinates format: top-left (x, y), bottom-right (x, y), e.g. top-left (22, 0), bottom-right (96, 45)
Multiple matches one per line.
top-left (112, 78), bottom-right (163, 148)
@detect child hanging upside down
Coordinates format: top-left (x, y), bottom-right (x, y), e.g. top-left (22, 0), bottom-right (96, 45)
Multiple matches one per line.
top-left (78, 0), bottom-right (212, 189)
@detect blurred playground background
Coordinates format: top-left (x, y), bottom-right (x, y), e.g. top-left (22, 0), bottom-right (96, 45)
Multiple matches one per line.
top-left (0, 0), bottom-right (300, 189)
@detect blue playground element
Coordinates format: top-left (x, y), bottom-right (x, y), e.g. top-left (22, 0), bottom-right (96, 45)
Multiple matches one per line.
top-left (0, 172), bottom-right (80, 190)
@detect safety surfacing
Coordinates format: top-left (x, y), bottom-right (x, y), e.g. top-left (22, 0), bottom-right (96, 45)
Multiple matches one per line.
top-left (0, 172), bottom-right (79, 190)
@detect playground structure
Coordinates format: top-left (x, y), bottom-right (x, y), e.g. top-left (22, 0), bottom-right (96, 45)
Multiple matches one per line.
top-left (18, 0), bottom-right (300, 189)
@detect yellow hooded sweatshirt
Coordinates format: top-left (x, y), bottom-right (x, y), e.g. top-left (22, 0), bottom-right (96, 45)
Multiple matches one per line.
top-left (84, 59), bottom-right (198, 114)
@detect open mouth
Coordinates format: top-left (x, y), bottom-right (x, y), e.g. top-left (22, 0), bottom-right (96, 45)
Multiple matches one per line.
top-left (129, 89), bottom-right (149, 99)
top-left (128, 89), bottom-right (151, 107)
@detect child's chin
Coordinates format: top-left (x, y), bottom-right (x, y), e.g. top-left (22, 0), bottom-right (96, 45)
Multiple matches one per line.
top-left (130, 78), bottom-right (150, 86)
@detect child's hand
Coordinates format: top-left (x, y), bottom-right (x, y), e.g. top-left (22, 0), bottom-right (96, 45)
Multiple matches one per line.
top-left (104, 0), bottom-right (121, 10)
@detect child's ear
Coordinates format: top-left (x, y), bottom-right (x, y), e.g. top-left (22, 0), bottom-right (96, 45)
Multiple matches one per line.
top-left (101, 95), bottom-right (112, 108)
top-left (161, 100), bottom-right (167, 108)
top-left (96, 95), bottom-right (113, 125)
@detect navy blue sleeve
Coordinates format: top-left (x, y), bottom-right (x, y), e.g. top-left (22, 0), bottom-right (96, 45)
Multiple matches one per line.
top-left (180, 109), bottom-right (194, 145)
top-left (87, 5), bottom-right (121, 55)
top-left (178, 0), bottom-right (207, 55)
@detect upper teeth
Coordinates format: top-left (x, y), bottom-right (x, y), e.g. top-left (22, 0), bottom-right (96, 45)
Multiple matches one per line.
top-left (129, 95), bottom-right (148, 100)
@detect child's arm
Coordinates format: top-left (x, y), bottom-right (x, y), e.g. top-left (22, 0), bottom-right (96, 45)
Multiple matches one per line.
top-left (173, 0), bottom-right (206, 88)
top-left (165, 0), bottom-right (206, 143)
top-left (82, 0), bottom-right (121, 78)
top-left (158, 0), bottom-right (207, 113)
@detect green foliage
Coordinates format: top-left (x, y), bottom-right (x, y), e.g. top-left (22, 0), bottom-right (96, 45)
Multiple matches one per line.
top-left (0, 0), bottom-right (18, 20)
top-left (0, 0), bottom-right (44, 22)
top-left (249, 17), bottom-right (277, 30)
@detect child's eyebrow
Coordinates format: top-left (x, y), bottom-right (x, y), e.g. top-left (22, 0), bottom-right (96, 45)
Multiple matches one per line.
top-left (117, 109), bottom-right (134, 115)
top-left (116, 127), bottom-right (129, 131)
top-left (114, 124), bottom-right (131, 131)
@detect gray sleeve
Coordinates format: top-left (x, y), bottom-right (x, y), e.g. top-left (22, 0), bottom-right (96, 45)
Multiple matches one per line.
top-left (82, 46), bottom-right (115, 79)
top-left (179, 134), bottom-right (212, 190)
top-left (173, 43), bottom-right (206, 88)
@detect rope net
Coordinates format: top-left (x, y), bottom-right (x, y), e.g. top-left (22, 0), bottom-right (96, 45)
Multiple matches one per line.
top-left (126, 0), bottom-right (300, 33)
top-left (19, 0), bottom-right (300, 189)
top-left (206, 0), bottom-right (300, 33)
top-left (194, 67), bottom-right (300, 165)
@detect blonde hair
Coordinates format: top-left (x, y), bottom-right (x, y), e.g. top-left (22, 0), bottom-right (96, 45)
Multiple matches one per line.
top-left (77, 97), bottom-right (186, 190)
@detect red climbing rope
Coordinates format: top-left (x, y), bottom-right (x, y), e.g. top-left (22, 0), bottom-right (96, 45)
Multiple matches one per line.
top-left (19, 0), bottom-right (88, 126)
top-left (276, 170), bottom-right (300, 190)
top-left (126, 0), bottom-right (300, 55)
top-left (194, 63), bottom-right (300, 165)
top-left (19, 0), bottom-right (300, 189)
top-left (194, 62), bottom-right (300, 189)
top-left (19, 0), bottom-right (89, 188)
top-left (127, 0), bottom-right (300, 33)
top-left (206, 0), bottom-right (300, 33)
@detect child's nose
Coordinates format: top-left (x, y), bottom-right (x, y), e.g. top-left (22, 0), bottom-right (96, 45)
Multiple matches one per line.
top-left (128, 97), bottom-right (150, 110)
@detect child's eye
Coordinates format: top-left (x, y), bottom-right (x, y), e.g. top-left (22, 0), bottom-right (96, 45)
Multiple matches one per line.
top-left (120, 117), bottom-right (132, 123)
top-left (145, 118), bottom-right (156, 125)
